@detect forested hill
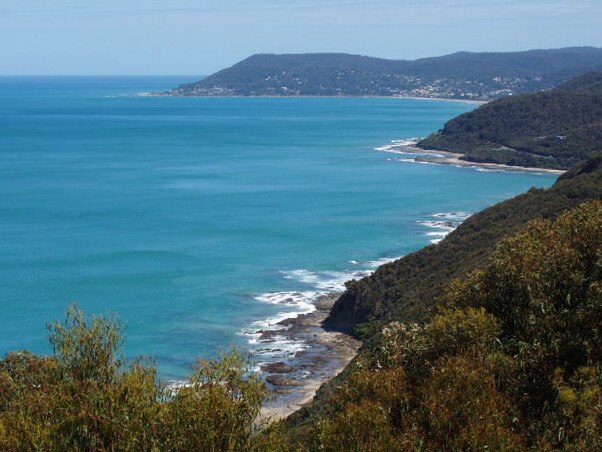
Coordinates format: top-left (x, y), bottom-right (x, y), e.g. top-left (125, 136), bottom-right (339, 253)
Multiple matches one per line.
top-left (291, 196), bottom-right (602, 449)
top-left (324, 153), bottom-right (602, 335)
top-left (280, 153), bottom-right (602, 447)
top-left (167, 47), bottom-right (602, 99)
top-left (417, 72), bottom-right (602, 169)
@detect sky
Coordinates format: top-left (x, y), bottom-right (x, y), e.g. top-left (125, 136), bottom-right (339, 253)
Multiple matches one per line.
top-left (2, 0), bottom-right (601, 75)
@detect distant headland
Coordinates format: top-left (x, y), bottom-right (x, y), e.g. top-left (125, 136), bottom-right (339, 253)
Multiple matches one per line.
top-left (160, 47), bottom-right (602, 100)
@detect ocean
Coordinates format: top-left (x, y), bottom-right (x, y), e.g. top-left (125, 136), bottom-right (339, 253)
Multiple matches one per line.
top-left (0, 76), bottom-right (556, 379)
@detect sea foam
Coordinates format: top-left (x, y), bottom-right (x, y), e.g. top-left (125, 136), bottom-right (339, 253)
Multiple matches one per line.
top-left (418, 211), bottom-right (472, 243)
top-left (242, 264), bottom-right (392, 367)
top-left (281, 269), bottom-right (372, 292)
top-left (243, 211), bottom-right (471, 368)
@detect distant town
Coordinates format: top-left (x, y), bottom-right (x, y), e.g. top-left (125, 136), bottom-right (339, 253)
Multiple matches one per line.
top-left (168, 74), bottom-right (545, 100)
top-left (165, 48), bottom-right (602, 100)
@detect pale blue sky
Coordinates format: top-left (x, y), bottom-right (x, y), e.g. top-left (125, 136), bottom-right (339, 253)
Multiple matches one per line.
top-left (2, 0), bottom-right (601, 75)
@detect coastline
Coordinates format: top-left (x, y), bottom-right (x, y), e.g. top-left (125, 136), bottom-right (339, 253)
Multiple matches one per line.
top-left (147, 92), bottom-right (487, 104)
top-left (258, 293), bottom-right (361, 421)
top-left (255, 211), bottom-right (472, 421)
top-left (400, 95), bottom-right (487, 105)
top-left (252, 143), bottom-right (559, 421)
top-left (251, 131), bottom-right (557, 422)
top-left (377, 140), bottom-right (566, 175)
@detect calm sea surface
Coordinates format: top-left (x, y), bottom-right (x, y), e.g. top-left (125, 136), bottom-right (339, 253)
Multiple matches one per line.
top-left (0, 77), bottom-right (556, 378)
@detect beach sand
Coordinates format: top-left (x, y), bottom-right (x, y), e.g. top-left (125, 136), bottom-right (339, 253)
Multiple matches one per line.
top-left (379, 141), bottom-right (566, 175)
top-left (258, 293), bottom-right (360, 422)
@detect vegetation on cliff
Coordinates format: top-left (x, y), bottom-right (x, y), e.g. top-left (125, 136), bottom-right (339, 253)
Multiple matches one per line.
top-left (417, 72), bottom-right (602, 169)
top-left (325, 153), bottom-right (602, 334)
top-left (3, 200), bottom-right (600, 450)
top-left (282, 200), bottom-right (602, 450)
top-left (170, 47), bottom-right (602, 100)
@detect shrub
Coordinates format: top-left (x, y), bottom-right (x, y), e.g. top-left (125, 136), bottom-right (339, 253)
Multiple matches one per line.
top-left (0, 306), bottom-right (267, 451)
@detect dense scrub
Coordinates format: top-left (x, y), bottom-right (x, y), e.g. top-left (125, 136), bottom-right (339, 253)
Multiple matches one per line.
top-left (286, 154), bottom-right (602, 428)
top-left (0, 307), bottom-right (271, 451)
top-left (325, 153), bottom-right (602, 334)
top-left (289, 201), bottom-right (602, 450)
top-left (417, 72), bottom-right (602, 169)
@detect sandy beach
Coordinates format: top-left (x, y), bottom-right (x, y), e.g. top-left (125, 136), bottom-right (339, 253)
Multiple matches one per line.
top-left (399, 95), bottom-right (488, 105)
top-left (153, 92), bottom-right (488, 104)
top-left (258, 293), bottom-right (361, 422)
top-left (378, 141), bottom-right (566, 175)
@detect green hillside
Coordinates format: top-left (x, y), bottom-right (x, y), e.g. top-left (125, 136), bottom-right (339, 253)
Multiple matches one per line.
top-left (324, 153), bottom-right (602, 335)
top-left (285, 200), bottom-right (602, 450)
top-left (168, 47), bottom-right (602, 100)
top-left (417, 72), bottom-right (602, 169)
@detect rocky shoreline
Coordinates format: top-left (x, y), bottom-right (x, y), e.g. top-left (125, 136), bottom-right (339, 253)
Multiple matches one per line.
top-left (258, 293), bottom-right (361, 421)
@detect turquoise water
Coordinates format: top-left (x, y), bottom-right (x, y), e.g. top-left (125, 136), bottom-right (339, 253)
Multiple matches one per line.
top-left (0, 77), bottom-right (556, 378)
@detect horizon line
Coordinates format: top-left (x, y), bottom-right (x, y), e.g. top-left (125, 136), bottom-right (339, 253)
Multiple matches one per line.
top-left (0, 74), bottom-right (205, 77)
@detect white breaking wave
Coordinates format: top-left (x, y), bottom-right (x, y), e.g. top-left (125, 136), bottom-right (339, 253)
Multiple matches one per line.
top-left (377, 148), bottom-right (444, 159)
top-left (243, 211), bottom-right (471, 367)
top-left (387, 156), bottom-right (442, 164)
top-left (374, 137), bottom-right (445, 160)
top-left (374, 137), bottom-right (418, 152)
top-left (255, 290), bottom-right (319, 310)
top-left (432, 211), bottom-right (472, 221)
top-left (350, 256), bottom-right (401, 268)
top-left (392, 138), bottom-right (420, 145)
top-left (242, 210), bottom-right (471, 368)
top-left (252, 291), bottom-right (319, 329)
top-left (281, 268), bottom-right (372, 292)
top-left (426, 231), bottom-right (449, 238)
top-left (242, 263), bottom-right (397, 365)
top-left (240, 290), bottom-right (324, 363)
top-left (418, 220), bottom-right (456, 231)
top-left (418, 211), bottom-right (472, 244)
